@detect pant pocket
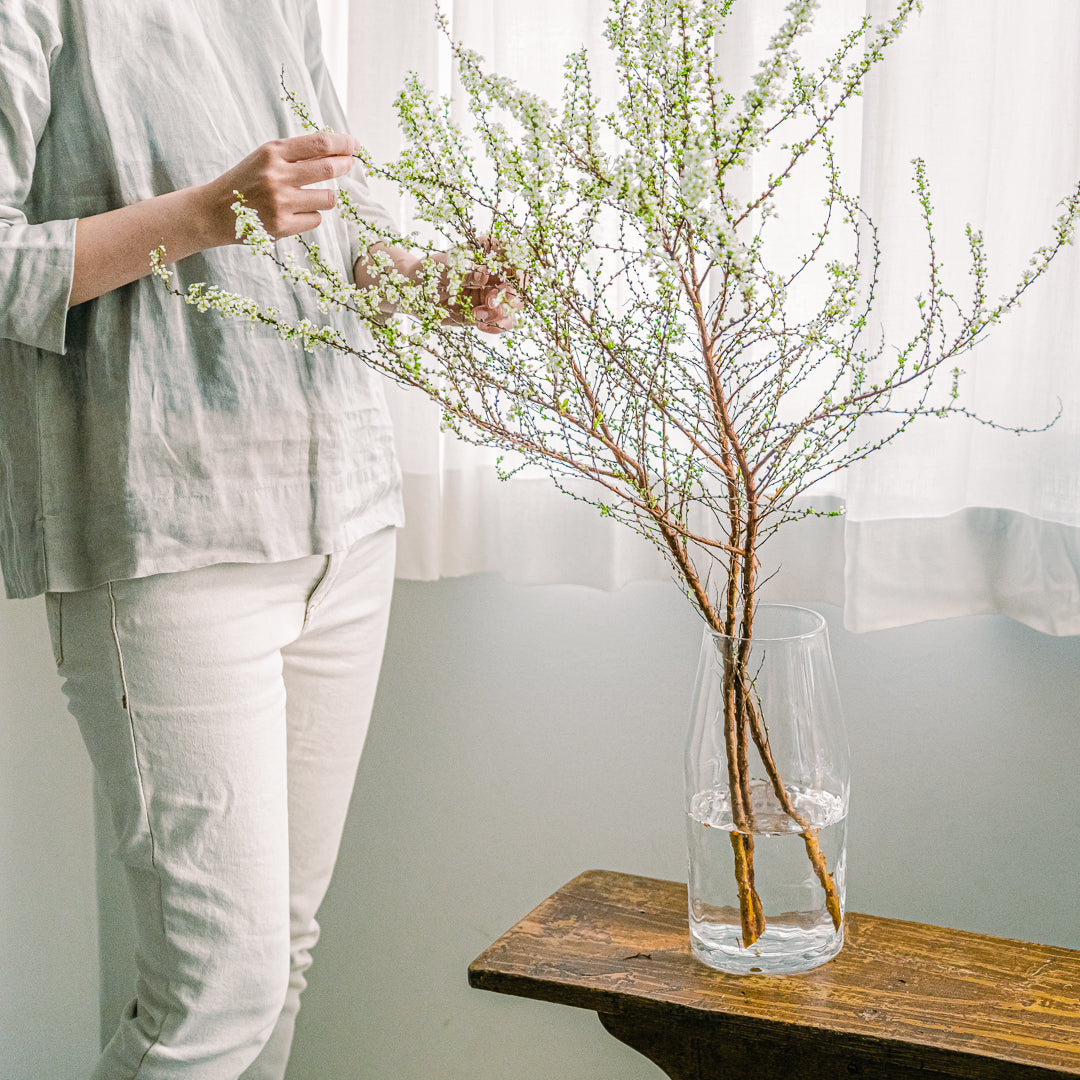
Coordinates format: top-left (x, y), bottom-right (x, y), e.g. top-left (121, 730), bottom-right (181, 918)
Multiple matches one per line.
top-left (44, 591), bottom-right (63, 667)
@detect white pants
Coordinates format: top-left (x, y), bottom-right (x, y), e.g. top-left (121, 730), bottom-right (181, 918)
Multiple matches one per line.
top-left (46, 527), bottom-right (396, 1080)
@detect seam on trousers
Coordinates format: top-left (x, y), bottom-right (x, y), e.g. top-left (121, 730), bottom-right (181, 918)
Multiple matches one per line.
top-left (107, 582), bottom-right (168, 1077)
top-left (303, 553), bottom-right (334, 627)
top-left (106, 582), bottom-right (158, 868)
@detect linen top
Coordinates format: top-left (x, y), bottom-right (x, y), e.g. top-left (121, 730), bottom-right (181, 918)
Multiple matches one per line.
top-left (0, 0), bottom-right (405, 599)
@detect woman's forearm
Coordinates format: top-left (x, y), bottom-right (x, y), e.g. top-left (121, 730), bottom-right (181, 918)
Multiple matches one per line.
top-left (70, 185), bottom-right (224, 307)
top-left (69, 131), bottom-right (361, 308)
top-left (352, 243), bottom-right (422, 292)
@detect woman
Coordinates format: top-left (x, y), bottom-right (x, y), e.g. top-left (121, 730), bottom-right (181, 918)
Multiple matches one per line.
top-left (0, 2), bottom-right (514, 1076)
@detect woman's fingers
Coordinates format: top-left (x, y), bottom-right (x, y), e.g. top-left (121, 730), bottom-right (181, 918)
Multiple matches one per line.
top-left (284, 155), bottom-right (354, 190)
top-left (471, 283), bottom-right (523, 332)
top-left (281, 135), bottom-right (359, 188)
top-left (278, 131), bottom-right (360, 163)
top-left (214, 132), bottom-right (360, 243)
top-left (463, 267), bottom-right (492, 289)
top-left (286, 184), bottom-right (340, 214)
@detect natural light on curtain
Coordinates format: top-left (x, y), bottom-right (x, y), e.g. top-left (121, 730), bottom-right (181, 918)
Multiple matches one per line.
top-left (322, 0), bottom-right (1080, 634)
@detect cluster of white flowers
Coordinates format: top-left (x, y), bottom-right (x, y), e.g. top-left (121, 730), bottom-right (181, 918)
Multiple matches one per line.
top-left (152, 244), bottom-right (349, 353)
top-left (232, 196), bottom-right (275, 255)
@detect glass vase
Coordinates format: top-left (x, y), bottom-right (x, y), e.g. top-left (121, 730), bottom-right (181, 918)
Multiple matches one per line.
top-left (684, 604), bottom-right (850, 974)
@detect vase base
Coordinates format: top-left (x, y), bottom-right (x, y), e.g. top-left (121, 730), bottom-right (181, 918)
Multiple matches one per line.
top-left (690, 920), bottom-right (843, 975)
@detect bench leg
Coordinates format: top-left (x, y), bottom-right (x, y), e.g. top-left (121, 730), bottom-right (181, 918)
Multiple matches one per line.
top-left (597, 1012), bottom-right (956, 1080)
top-left (597, 1012), bottom-right (716, 1080)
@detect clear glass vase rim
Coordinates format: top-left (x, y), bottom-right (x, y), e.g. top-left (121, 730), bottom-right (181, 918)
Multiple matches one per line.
top-left (703, 603), bottom-right (827, 644)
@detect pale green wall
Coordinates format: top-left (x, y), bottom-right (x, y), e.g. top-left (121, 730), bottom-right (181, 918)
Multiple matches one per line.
top-left (4, 575), bottom-right (1079, 1078)
top-left (0, 598), bottom-right (99, 1080)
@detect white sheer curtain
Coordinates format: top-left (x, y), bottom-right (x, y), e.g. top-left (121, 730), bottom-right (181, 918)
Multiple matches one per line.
top-left (331, 0), bottom-right (1080, 633)
top-left (841, 1), bottom-right (1080, 632)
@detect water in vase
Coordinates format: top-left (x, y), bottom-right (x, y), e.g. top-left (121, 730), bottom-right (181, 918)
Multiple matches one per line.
top-left (687, 780), bottom-right (847, 974)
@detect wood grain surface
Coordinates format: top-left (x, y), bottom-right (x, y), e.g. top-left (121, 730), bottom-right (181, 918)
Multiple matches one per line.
top-left (469, 870), bottom-right (1080, 1079)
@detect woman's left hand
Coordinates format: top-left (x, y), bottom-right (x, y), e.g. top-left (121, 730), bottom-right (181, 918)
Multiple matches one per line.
top-left (434, 239), bottom-right (524, 334)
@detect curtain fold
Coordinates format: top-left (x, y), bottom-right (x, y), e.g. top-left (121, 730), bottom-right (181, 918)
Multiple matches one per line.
top-left (841, 0), bottom-right (1080, 632)
top-left (339, 0), bottom-right (1080, 634)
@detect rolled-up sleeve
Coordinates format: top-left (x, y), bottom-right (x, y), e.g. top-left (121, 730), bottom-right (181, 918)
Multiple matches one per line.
top-left (0, 2), bottom-right (76, 355)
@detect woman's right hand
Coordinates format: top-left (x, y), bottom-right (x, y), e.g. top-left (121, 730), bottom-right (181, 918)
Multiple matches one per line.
top-left (201, 131), bottom-right (361, 247)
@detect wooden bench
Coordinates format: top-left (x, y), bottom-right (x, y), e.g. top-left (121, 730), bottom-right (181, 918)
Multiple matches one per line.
top-left (468, 869), bottom-right (1080, 1079)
